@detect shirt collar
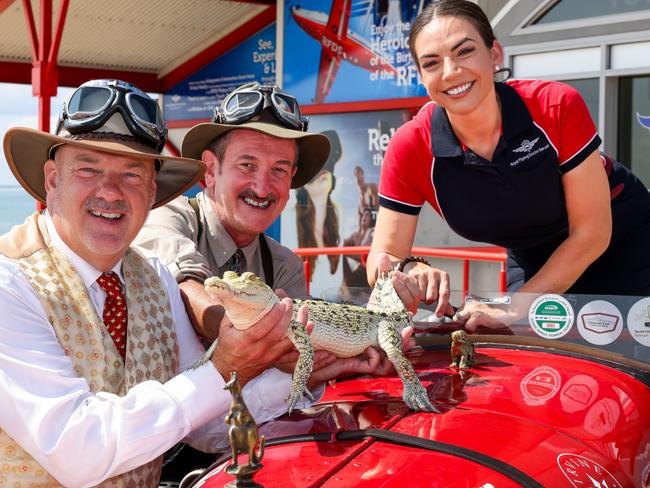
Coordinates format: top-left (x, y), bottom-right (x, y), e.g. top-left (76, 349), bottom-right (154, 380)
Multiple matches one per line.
top-left (496, 81), bottom-right (533, 141)
top-left (430, 104), bottom-right (463, 158)
top-left (430, 81), bottom-right (534, 158)
top-left (44, 210), bottom-right (124, 288)
top-left (198, 192), bottom-right (260, 268)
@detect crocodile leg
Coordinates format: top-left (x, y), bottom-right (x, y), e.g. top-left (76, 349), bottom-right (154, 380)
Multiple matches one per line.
top-left (377, 320), bottom-right (437, 412)
top-left (285, 318), bottom-right (315, 414)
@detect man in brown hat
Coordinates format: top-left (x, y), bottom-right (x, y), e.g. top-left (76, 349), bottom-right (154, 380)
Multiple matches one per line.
top-left (135, 83), bottom-right (330, 341)
top-left (0, 79), bottom-right (319, 487)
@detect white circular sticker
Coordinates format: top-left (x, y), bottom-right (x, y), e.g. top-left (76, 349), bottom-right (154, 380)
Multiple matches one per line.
top-left (520, 366), bottom-right (561, 406)
top-left (560, 374), bottom-right (599, 414)
top-left (583, 398), bottom-right (620, 437)
top-left (528, 294), bottom-right (574, 339)
top-left (557, 453), bottom-right (622, 488)
top-left (576, 300), bottom-right (623, 345)
top-left (626, 297), bottom-right (650, 347)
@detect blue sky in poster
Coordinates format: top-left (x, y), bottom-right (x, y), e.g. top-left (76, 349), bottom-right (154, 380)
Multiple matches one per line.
top-left (164, 23), bottom-right (276, 121)
top-left (283, 0), bottom-right (430, 104)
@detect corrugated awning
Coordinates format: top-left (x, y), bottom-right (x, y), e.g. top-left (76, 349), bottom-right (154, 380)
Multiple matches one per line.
top-left (0, 0), bottom-right (275, 93)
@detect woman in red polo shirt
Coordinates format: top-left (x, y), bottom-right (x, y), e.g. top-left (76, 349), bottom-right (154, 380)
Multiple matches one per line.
top-left (367, 0), bottom-right (650, 330)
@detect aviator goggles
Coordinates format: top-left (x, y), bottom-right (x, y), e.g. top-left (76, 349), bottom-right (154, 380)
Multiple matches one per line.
top-left (213, 82), bottom-right (309, 132)
top-left (55, 79), bottom-right (167, 152)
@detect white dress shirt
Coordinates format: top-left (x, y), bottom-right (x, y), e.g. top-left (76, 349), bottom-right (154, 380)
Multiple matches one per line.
top-left (0, 212), bottom-right (300, 487)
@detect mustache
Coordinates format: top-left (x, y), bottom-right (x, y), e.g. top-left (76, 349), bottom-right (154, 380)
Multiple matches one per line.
top-left (240, 189), bottom-right (277, 203)
top-left (84, 197), bottom-right (129, 213)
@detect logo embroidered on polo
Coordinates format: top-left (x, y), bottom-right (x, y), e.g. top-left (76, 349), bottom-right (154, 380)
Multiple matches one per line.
top-left (512, 138), bottom-right (539, 154)
top-left (510, 137), bottom-right (550, 167)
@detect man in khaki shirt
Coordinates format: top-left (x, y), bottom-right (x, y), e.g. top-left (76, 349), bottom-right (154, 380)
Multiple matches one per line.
top-left (135, 83), bottom-right (331, 341)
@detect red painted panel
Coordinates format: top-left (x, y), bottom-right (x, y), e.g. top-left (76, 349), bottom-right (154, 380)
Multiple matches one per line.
top-left (301, 96), bottom-right (429, 115)
top-left (196, 347), bottom-right (650, 487)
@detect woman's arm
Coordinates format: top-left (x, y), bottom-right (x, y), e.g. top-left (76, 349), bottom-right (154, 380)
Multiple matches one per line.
top-left (367, 207), bottom-right (452, 317)
top-left (457, 150), bottom-right (611, 330)
top-left (367, 206), bottom-right (418, 283)
top-left (520, 149), bottom-right (611, 293)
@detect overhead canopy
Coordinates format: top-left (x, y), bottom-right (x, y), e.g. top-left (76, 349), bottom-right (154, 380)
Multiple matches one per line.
top-left (0, 0), bottom-right (275, 94)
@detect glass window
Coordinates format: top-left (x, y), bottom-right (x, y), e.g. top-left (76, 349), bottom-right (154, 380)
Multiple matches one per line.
top-left (562, 78), bottom-right (600, 126)
top-left (618, 76), bottom-right (650, 186)
top-left (513, 48), bottom-right (600, 78)
top-left (534, 0), bottom-right (650, 24)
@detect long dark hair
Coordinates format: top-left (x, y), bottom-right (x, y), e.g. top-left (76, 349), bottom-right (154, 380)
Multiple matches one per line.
top-left (409, 0), bottom-right (496, 70)
top-left (296, 187), bottom-right (340, 280)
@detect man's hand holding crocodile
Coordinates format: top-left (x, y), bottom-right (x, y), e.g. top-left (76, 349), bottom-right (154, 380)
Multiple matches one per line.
top-left (206, 270), bottom-right (436, 413)
top-left (210, 298), bottom-right (303, 387)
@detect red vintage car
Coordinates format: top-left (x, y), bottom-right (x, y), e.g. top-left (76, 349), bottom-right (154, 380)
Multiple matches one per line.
top-left (182, 293), bottom-right (650, 488)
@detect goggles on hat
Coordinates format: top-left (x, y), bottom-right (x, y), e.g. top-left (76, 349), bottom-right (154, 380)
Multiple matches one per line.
top-left (55, 79), bottom-right (167, 152)
top-left (213, 82), bottom-right (309, 132)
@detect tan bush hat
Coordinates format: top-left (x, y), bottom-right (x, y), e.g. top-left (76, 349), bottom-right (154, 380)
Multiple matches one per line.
top-left (181, 91), bottom-right (330, 189)
top-left (4, 107), bottom-right (205, 209)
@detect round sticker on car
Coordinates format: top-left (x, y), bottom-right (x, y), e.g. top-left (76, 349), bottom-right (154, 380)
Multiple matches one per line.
top-left (520, 365), bottom-right (561, 406)
top-left (557, 453), bottom-right (622, 487)
top-left (528, 294), bottom-right (574, 339)
top-left (577, 300), bottom-right (623, 345)
top-left (626, 296), bottom-right (650, 347)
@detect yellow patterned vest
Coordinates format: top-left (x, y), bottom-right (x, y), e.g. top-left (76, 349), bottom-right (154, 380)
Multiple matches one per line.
top-left (0, 213), bottom-right (178, 487)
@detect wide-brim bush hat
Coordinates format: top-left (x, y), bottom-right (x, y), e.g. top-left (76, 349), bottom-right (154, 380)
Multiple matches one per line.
top-left (181, 83), bottom-right (330, 189)
top-left (3, 80), bottom-right (205, 208)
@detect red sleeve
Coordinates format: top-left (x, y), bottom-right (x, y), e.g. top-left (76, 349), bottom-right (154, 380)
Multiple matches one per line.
top-left (518, 80), bottom-right (601, 173)
top-left (379, 104), bottom-right (440, 215)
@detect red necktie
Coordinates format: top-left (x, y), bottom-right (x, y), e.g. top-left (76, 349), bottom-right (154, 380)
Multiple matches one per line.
top-left (96, 272), bottom-right (128, 360)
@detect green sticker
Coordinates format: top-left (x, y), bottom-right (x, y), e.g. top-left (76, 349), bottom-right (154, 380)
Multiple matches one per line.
top-left (528, 294), bottom-right (574, 339)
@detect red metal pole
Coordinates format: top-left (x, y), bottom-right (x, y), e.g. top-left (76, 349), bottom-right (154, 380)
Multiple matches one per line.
top-left (303, 258), bottom-right (311, 296)
top-left (22, 0), bottom-right (38, 60)
top-left (36, 0), bottom-right (52, 132)
top-left (165, 140), bottom-right (181, 157)
top-left (462, 259), bottom-right (469, 299)
top-left (499, 261), bottom-right (507, 293)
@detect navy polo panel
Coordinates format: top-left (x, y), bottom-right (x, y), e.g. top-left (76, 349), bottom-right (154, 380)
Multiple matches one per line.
top-left (430, 82), bottom-right (590, 250)
top-left (379, 79), bottom-right (650, 295)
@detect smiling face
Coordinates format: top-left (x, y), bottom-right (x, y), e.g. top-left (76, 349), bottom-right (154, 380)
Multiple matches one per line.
top-left (204, 129), bottom-right (298, 247)
top-left (413, 15), bottom-right (502, 117)
top-left (44, 145), bottom-right (157, 271)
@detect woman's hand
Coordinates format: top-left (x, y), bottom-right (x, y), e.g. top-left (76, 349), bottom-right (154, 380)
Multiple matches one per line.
top-left (373, 252), bottom-right (453, 317)
top-left (453, 302), bottom-right (515, 332)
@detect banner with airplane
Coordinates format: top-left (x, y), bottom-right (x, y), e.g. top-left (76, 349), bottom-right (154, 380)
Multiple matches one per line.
top-left (283, 0), bottom-right (432, 104)
top-left (163, 23), bottom-right (276, 121)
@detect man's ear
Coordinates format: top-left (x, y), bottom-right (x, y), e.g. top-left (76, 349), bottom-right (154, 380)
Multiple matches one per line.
top-left (291, 163), bottom-right (298, 178)
top-left (203, 149), bottom-right (218, 187)
top-left (43, 159), bottom-right (57, 194)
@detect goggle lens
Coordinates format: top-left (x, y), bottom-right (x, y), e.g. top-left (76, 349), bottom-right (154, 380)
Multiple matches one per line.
top-left (57, 79), bottom-right (167, 152)
top-left (272, 93), bottom-right (298, 116)
top-left (224, 91), bottom-right (261, 115)
top-left (214, 83), bottom-right (307, 132)
top-left (67, 86), bottom-right (113, 115)
top-left (127, 93), bottom-right (164, 130)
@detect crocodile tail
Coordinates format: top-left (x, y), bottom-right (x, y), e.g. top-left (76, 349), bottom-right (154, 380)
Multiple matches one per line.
top-left (369, 272), bottom-right (408, 314)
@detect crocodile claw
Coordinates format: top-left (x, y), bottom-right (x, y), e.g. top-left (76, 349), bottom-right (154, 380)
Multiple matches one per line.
top-left (286, 387), bottom-right (315, 415)
top-left (403, 382), bottom-right (438, 413)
